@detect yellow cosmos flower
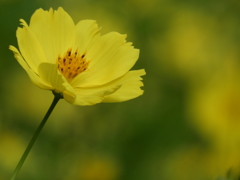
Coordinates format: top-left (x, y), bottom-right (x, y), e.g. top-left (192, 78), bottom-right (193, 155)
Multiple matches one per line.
top-left (10, 7), bottom-right (145, 105)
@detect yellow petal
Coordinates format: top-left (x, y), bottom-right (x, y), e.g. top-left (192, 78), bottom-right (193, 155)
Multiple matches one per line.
top-left (74, 20), bottom-right (101, 56)
top-left (68, 69), bottom-right (145, 105)
top-left (38, 62), bottom-right (76, 97)
top-left (65, 84), bottom-right (121, 106)
top-left (102, 69), bottom-right (146, 102)
top-left (29, 7), bottom-right (76, 63)
top-left (64, 92), bottom-right (104, 106)
top-left (71, 32), bottom-right (139, 87)
top-left (16, 19), bottom-right (47, 72)
top-left (9, 45), bottom-right (52, 90)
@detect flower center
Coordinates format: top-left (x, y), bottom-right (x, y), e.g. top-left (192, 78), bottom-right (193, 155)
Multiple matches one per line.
top-left (57, 48), bottom-right (89, 83)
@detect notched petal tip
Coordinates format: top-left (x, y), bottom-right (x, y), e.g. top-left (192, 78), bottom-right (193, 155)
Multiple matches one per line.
top-left (56, 7), bottom-right (64, 12)
top-left (119, 33), bottom-right (127, 40)
top-left (9, 46), bottom-right (26, 65)
top-left (9, 45), bottom-right (22, 59)
top-left (19, 19), bottom-right (28, 27)
top-left (33, 8), bottom-right (45, 15)
top-left (140, 69), bottom-right (146, 76)
top-left (49, 7), bottom-right (54, 12)
top-left (9, 45), bottom-right (16, 51)
top-left (106, 32), bottom-right (127, 42)
top-left (53, 7), bottom-right (69, 16)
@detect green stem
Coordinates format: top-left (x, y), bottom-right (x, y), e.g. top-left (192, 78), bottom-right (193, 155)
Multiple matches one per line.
top-left (10, 93), bottom-right (62, 180)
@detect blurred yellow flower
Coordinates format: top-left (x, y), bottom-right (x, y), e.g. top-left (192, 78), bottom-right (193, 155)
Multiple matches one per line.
top-left (184, 60), bottom-right (240, 179)
top-left (10, 7), bottom-right (145, 105)
top-left (163, 146), bottom-right (240, 180)
top-left (187, 61), bottom-right (240, 145)
top-left (66, 156), bottom-right (120, 180)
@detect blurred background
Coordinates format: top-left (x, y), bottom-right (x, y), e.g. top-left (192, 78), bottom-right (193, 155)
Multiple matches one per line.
top-left (1, 0), bottom-right (240, 179)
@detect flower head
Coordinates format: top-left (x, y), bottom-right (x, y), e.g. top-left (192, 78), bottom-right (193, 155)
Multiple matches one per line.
top-left (10, 7), bottom-right (145, 105)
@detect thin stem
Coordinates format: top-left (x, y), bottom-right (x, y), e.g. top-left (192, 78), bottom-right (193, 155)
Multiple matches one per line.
top-left (10, 93), bottom-right (62, 180)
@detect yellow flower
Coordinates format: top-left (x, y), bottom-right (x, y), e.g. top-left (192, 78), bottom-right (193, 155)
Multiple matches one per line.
top-left (10, 7), bottom-right (145, 105)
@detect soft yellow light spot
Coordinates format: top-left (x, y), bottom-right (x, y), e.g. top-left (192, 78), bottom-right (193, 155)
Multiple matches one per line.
top-left (57, 48), bottom-right (89, 82)
top-left (221, 93), bottom-right (240, 123)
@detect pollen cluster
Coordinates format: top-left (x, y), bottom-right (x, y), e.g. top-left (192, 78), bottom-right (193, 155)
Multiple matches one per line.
top-left (57, 49), bottom-right (89, 82)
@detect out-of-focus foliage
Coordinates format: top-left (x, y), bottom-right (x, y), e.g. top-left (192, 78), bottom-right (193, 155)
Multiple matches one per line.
top-left (1, 0), bottom-right (240, 180)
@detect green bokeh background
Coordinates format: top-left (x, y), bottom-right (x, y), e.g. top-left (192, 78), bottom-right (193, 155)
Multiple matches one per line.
top-left (1, 0), bottom-right (240, 180)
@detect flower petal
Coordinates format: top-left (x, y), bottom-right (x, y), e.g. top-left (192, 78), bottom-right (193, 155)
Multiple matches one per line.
top-left (65, 84), bottom-right (121, 106)
top-left (16, 19), bottom-right (47, 72)
top-left (68, 69), bottom-right (145, 105)
top-left (64, 92), bottom-right (104, 106)
top-left (71, 32), bottom-right (139, 87)
top-left (74, 20), bottom-right (101, 56)
top-left (29, 7), bottom-right (76, 63)
top-left (102, 69), bottom-right (146, 102)
top-left (9, 45), bottom-right (52, 90)
top-left (38, 62), bottom-right (76, 97)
